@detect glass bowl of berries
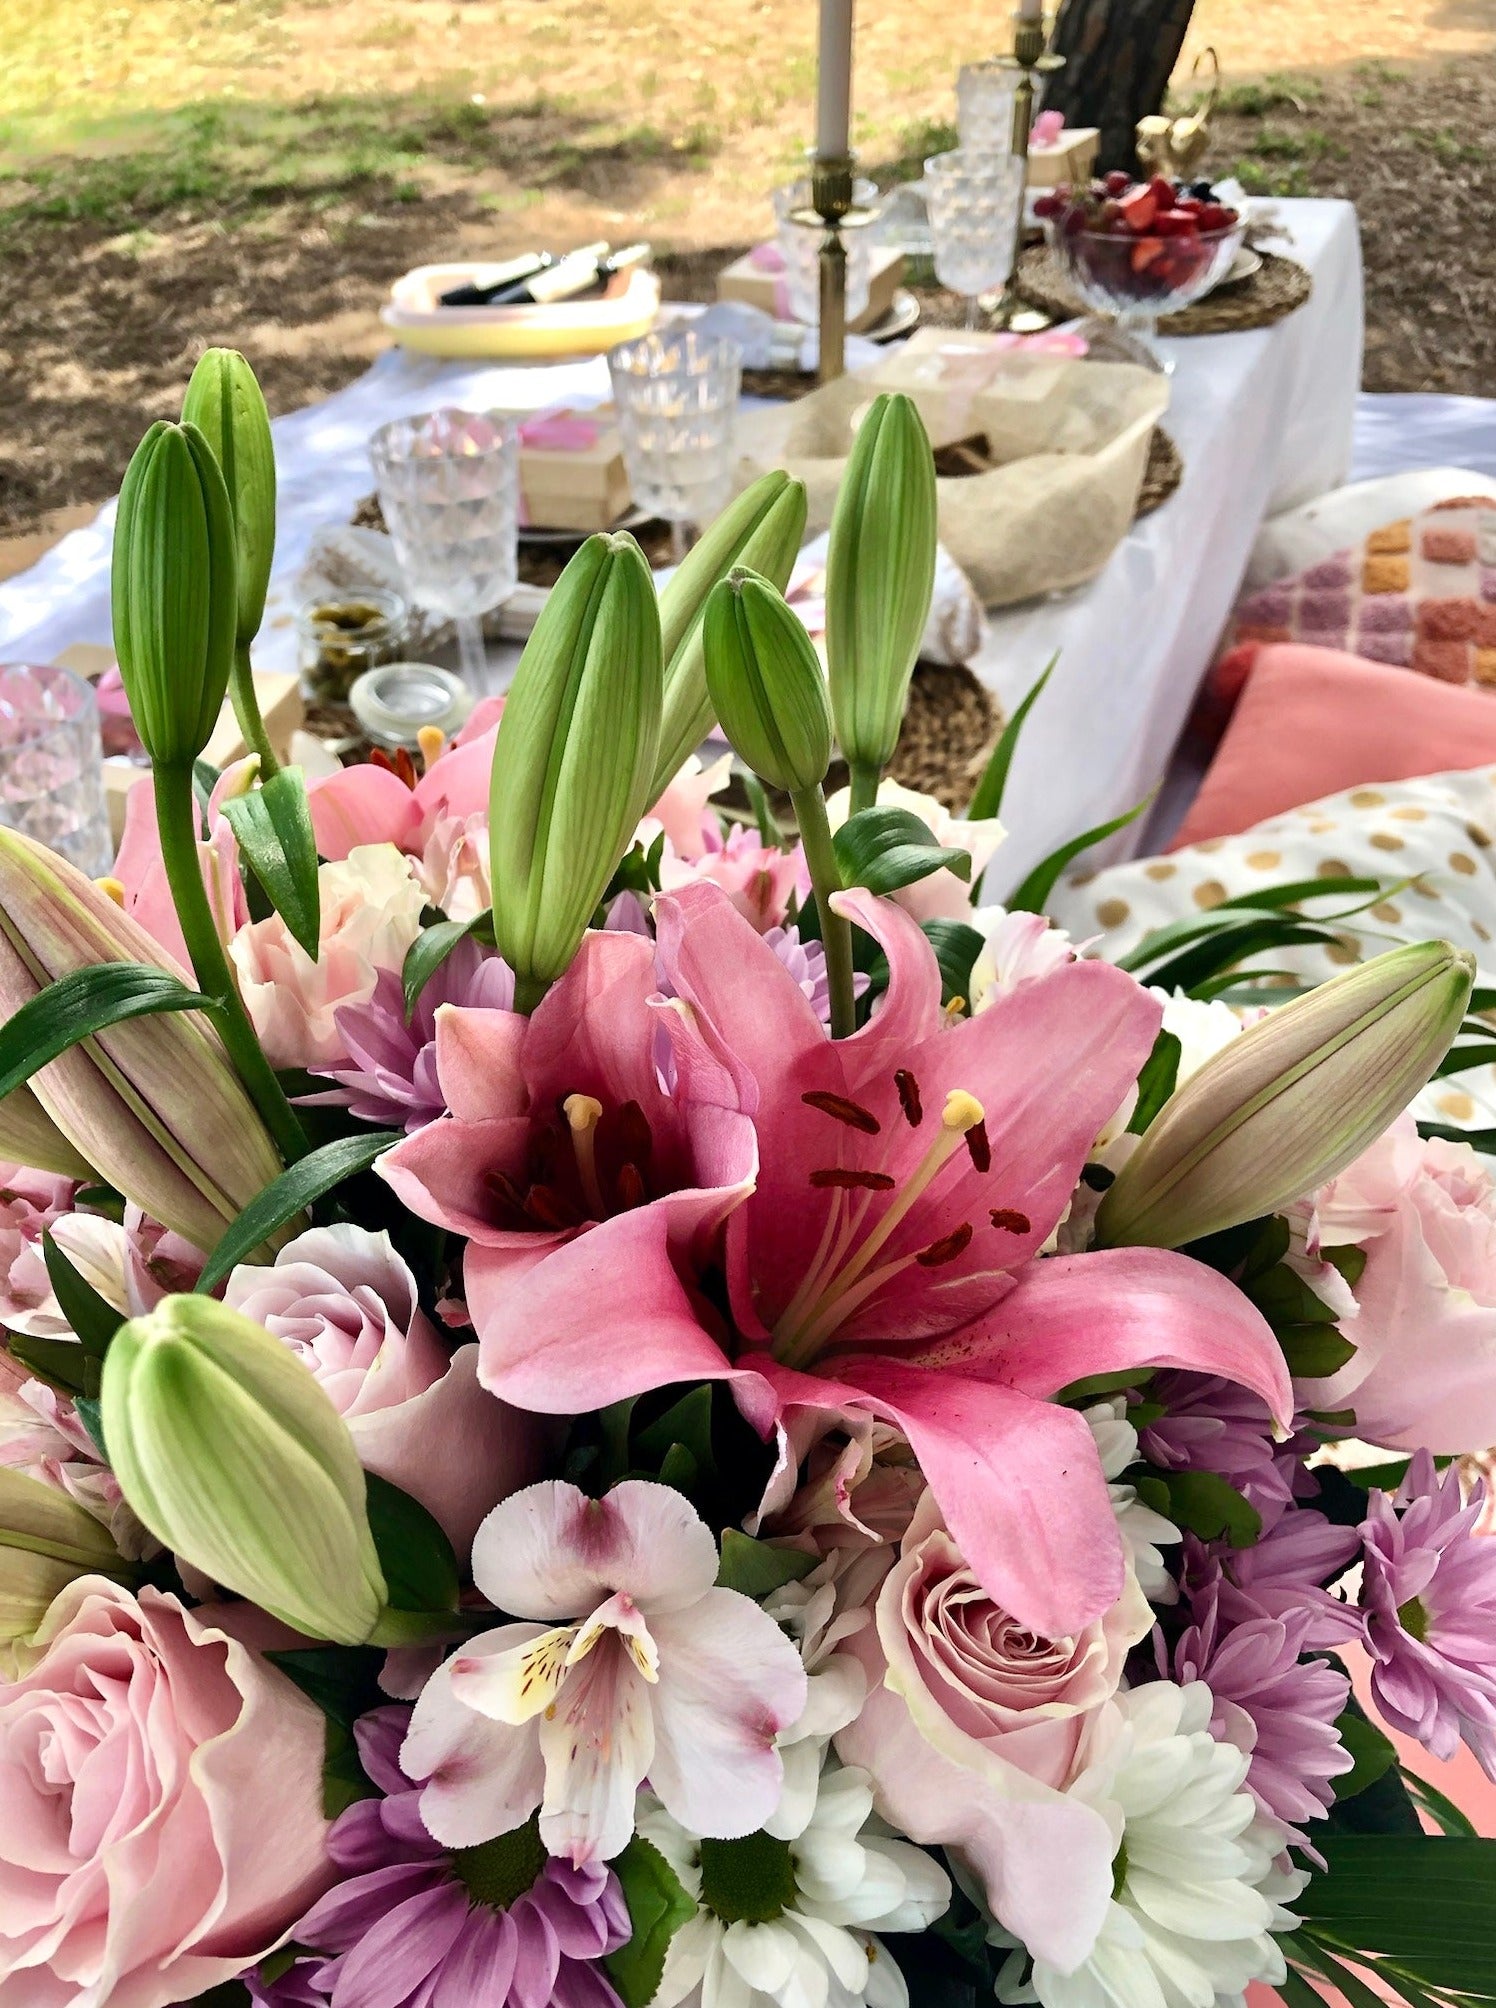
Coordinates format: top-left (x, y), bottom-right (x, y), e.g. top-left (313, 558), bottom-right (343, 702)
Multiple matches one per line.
top-left (1034, 171), bottom-right (1245, 371)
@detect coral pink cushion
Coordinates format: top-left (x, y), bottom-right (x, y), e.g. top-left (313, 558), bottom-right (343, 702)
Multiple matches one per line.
top-left (1172, 644), bottom-right (1496, 849)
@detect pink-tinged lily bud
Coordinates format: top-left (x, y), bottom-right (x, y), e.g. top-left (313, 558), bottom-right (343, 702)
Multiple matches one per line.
top-left (0, 1468), bottom-right (128, 1673)
top-left (103, 1295), bottom-right (387, 1645)
top-left (1096, 940), bottom-right (1475, 1250)
top-left (0, 1083), bottom-right (94, 1181)
top-left (0, 827), bottom-right (285, 1254)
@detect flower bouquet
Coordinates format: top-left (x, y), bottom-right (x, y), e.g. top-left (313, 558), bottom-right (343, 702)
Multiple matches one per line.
top-left (4, 352), bottom-right (1496, 2008)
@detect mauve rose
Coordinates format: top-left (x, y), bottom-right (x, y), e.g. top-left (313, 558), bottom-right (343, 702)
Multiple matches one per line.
top-left (0, 1578), bottom-right (330, 2008)
top-left (1299, 1114), bottom-right (1496, 1452)
top-left (223, 1223), bottom-right (541, 1561)
top-left (835, 1487), bottom-right (1146, 1951)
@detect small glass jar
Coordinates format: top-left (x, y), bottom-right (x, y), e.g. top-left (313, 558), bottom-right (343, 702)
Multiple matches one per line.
top-left (349, 662), bottom-right (474, 751)
top-left (297, 589), bottom-right (409, 707)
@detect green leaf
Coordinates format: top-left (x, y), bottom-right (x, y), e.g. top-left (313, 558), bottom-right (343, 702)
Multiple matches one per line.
top-left (1435, 1042), bottom-right (1496, 1081)
top-left (364, 1472), bottom-right (460, 1615)
top-left (1323, 1243), bottom-right (1368, 1288)
top-left (1126, 1031), bottom-right (1182, 1134)
top-left (188, 1983), bottom-right (254, 2008)
top-left (41, 1228), bottom-right (124, 1359)
top-left (0, 963), bottom-right (217, 1102)
top-left (1246, 1266), bottom-right (1340, 1327)
top-left (606, 831), bottom-right (668, 901)
top-left (1288, 1932), bottom-right (1404, 2008)
top-left (1278, 1324), bottom-right (1359, 1378)
top-left (603, 1836), bottom-right (697, 2008)
top-left (73, 1395), bottom-right (107, 1459)
top-left (922, 919), bottom-right (986, 1009)
top-left (1333, 1710), bottom-right (1398, 1802)
top-left (1418, 1122), bottom-right (1496, 1152)
top-left (1294, 1836), bottom-right (1496, 1992)
top-left (266, 1644), bottom-right (387, 1730)
top-left (1401, 1767), bottom-right (1479, 1839)
top-left (967, 652), bottom-right (1055, 824)
top-left (635, 1385), bottom-right (717, 1480)
top-left (1007, 793), bottom-right (1153, 916)
top-left (1276, 1960), bottom-right (1335, 2008)
top-left (1056, 1367), bottom-right (1155, 1405)
top-left (402, 917), bottom-right (483, 1021)
top-left (220, 767), bottom-right (322, 960)
top-left (5, 1330), bottom-right (99, 1397)
top-left (1159, 1468), bottom-right (1262, 1548)
top-left (832, 806), bottom-right (971, 897)
top-left (321, 1716), bottom-right (381, 1818)
top-left (716, 1529), bottom-right (817, 1597)
top-left (195, 1130), bottom-right (401, 1292)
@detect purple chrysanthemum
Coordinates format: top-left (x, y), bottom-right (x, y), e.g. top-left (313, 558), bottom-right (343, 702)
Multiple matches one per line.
top-left (252, 1706), bottom-right (628, 2008)
top-left (1140, 1373), bottom-right (1299, 1532)
top-left (314, 941), bottom-right (514, 1132)
top-left (1362, 1450), bottom-right (1496, 1777)
top-left (1183, 1507), bottom-right (1365, 1651)
top-left (1172, 1589), bottom-right (1353, 1836)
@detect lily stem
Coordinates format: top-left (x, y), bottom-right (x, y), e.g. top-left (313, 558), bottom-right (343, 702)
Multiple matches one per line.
top-left (153, 764), bottom-right (309, 1163)
top-left (229, 641), bottom-right (279, 778)
top-left (792, 784), bottom-right (856, 1039)
top-left (848, 761), bottom-right (882, 816)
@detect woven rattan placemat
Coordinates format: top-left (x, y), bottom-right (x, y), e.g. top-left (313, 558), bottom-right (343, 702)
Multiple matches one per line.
top-left (1011, 246), bottom-right (1313, 336)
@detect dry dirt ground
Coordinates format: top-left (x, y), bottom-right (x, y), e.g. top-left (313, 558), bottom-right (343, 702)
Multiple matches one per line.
top-left (1, 0), bottom-right (1494, 538)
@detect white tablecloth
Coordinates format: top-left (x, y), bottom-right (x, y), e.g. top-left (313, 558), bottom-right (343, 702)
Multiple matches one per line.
top-left (0, 198), bottom-right (1364, 893)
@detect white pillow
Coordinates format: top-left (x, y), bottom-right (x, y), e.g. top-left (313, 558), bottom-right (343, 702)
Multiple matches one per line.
top-left (1245, 468), bottom-right (1496, 590)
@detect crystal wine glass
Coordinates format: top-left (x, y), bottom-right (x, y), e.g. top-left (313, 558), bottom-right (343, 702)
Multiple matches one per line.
top-left (368, 408), bottom-right (519, 695)
top-left (924, 148), bottom-right (1027, 331)
top-left (0, 663), bottom-right (111, 877)
top-left (955, 62), bottom-right (1020, 155)
top-left (607, 329), bottom-right (742, 561)
top-left (1046, 216), bottom-right (1246, 372)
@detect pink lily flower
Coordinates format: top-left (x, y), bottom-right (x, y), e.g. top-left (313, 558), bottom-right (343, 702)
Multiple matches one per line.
top-left (470, 885), bottom-right (1292, 1641)
top-left (377, 926), bottom-right (758, 1322)
top-left (402, 1478), bottom-right (808, 1863)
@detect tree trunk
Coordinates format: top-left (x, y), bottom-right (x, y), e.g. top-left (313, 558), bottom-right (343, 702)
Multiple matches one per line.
top-left (1043, 0), bottom-right (1200, 175)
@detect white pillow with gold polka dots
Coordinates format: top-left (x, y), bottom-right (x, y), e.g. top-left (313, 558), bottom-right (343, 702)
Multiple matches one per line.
top-left (1048, 766), bottom-right (1496, 1133)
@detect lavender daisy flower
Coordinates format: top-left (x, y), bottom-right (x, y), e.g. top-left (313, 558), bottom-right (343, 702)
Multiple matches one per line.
top-left (1362, 1449), bottom-right (1496, 1777)
top-left (1184, 1507), bottom-right (1365, 1651)
top-left (1140, 1373), bottom-right (1297, 1532)
top-left (315, 941), bottom-right (514, 1132)
top-left (1172, 1589), bottom-right (1353, 1837)
top-left (254, 1706), bottom-right (628, 2008)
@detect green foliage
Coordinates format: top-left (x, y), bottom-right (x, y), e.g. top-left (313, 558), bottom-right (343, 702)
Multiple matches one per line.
top-left (1292, 1836), bottom-right (1496, 1997)
top-left (0, 963), bottom-right (215, 1102)
top-left (195, 1129), bottom-right (402, 1291)
top-left (1126, 1031), bottom-right (1182, 1135)
top-left (965, 653), bottom-right (1055, 827)
top-left (1136, 1467), bottom-right (1261, 1548)
top-left (401, 914), bottom-right (490, 1020)
top-left (41, 1227), bottom-right (124, 1357)
top-left (716, 1529), bottom-right (816, 1598)
top-left (364, 1472), bottom-right (460, 1616)
top-left (604, 1837), bottom-right (697, 2008)
top-left (1332, 1707), bottom-right (1398, 1804)
top-left (832, 806), bottom-right (971, 898)
top-left (221, 768), bottom-right (322, 959)
top-left (1006, 795), bottom-right (1153, 917)
top-left (267, 1644), bottom-right (387, 1820)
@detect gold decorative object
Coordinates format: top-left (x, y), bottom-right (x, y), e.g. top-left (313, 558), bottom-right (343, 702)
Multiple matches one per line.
top-left (1136, 46), bottom-right (1220, 181)
top-left (994, 12), bottom-right (1066, 162)
top-left (791, 152), bottom-right (877, 385)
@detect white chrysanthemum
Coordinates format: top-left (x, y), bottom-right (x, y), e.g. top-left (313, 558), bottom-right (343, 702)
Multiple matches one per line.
top-left (1083, 1399), bottom-right (1180, 1606)
top-left (995, 1681), bottom-right (1304, 2008)
top-left (643, 1755), bottom-right (950, 2008)
top-left (1153, 988), bottom-right (1251, 1085)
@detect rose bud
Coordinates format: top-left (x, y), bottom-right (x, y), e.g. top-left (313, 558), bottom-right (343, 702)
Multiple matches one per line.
top-left (102, 1293), bottom-right (388, 1645)
top-left (703, 566), bottom-right (832, 794)
top-left (488, 530), bottom-right (662, 1009)
top-left (825, 391), bottom-right (937, 805)
top-left (652, 469), bottom-right (808, 797)
top-left (1096, 939), bottom-right (1475, 1250)
top-left (111, 419), bottom-right (238, 767)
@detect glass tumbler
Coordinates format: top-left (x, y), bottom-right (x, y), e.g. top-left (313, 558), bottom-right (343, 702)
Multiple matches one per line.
top-left (0, 663), bottom-right (111, 877)
top-left (770, 176), bottom-right (881, 326)
top-left (607, 330), bottom-right (743, 559)
top-left (924, 148), bottom-right (1027, 329)
top-left (368, 409), bottom-right (519, 695)
top-left (955, 62), bottom-right (1020, 155)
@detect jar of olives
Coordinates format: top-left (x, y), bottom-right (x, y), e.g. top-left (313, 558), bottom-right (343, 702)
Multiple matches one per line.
top-left (297, 589), bottom-right (409, 707)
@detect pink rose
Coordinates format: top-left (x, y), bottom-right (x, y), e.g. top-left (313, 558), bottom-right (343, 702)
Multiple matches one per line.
top-left (0, 1578), bottom-right (330, 2008)
top-left (223, 1222), bottom-right (541, 1560)
top-left (229, 844), bottom-right (426, 1069)
top-left (1300, 1115), bottom-right (1496, 1452)
top-left (835, 1487), bottom-right (1146, 1967)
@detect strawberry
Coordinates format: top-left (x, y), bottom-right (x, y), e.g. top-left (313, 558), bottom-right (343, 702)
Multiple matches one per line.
top-left (1118, 185), bottom-right (1158, 231)
top-left (1131, 236), bottom-right (1167, 273)
top-left (1147, 174), bottom-right (1176, 206)
top-left (1153, 208), bottom-right (1199, 237)
top-left (1197, 202), bottom-right (1238, 231)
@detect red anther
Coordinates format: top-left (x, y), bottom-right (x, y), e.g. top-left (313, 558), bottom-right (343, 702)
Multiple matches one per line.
top-left (801, 1089), bottom-right (882, 1134)
top-left (810, 1167), bottom-right (897, 1191)
top-left (917, 1222), bottom-right (974, 1267)
top-left (523, 1184), bottom-right (582, 1229)
top-left (964, 1120), bottom-right (992, 1175)
top-left (894, 1069), bottom-right (924, 1127)
top-left (989, 1208), bottom-right (1032, 1234)
top-left (615, 1161), bottom-right (646, 1210)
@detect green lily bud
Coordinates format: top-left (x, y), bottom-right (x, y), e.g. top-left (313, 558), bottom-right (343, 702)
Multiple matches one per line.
top-left (703, 567), bottom-right (832, 793)
top-left (489, 531), bottom-right (662, 1005)
top-left (825, 392), bottom-right (937, 785)
top-left (0, 1468), bottom-right (127, 1669)
top-left (112, 418), bottom-right (237, 767)
top-left (0, 827), bottom-right (287, 1254)
top-left (0, 1083), bottom-right (94, 1180)
top-left (651, 470), bottom-right (808, 799)
top-left (103, 1294), bottom-right (387, 1645)
top-left (1096, 940), bottom-right (1475, 1251)
top-left (181, 347), bottom-right (277, 652)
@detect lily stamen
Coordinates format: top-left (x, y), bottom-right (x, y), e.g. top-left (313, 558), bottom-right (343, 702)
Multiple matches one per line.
top-left (563, 1094), bottom-right (606, 1218)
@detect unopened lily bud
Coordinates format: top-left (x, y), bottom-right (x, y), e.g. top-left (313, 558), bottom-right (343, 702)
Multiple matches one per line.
top-left (181, 347), bottom-right (277, 652)
top-left (112, 419), bottom-right (238, 766)
top-left (825, 392), bottom-right (937, 776)
top-left (1096, 940), bottom-right (1475, 1250)
top-left (489, 531), bottom-right (662, 1000)
top-left (0, 1083), bottom-right (93, 1180)
top-left (0, 1468), bottom-right (126, 1662)
top-left (651, 470), bottom-right (808, 798)
top-left (0, 827), bottom-right (285, 1253)
top-left (703, 567), bottom-right (832, 794)
top-left (103, 1294), bottom-right (387, 1645)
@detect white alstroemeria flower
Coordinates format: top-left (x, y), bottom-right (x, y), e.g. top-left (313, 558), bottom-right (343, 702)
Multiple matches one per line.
top-left (644, 1755), bottom-right (950, 2008)
top-left (1083, 1398), bottom-right (1181, 1606)
top-left (994, 1680), bottom-right (1305, 2008)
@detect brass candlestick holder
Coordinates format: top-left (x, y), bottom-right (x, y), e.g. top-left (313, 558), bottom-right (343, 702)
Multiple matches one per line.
top-left (993, 12), bottom-right (1064, 330)
top-left (791, 151), bottom-right (877, 385)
